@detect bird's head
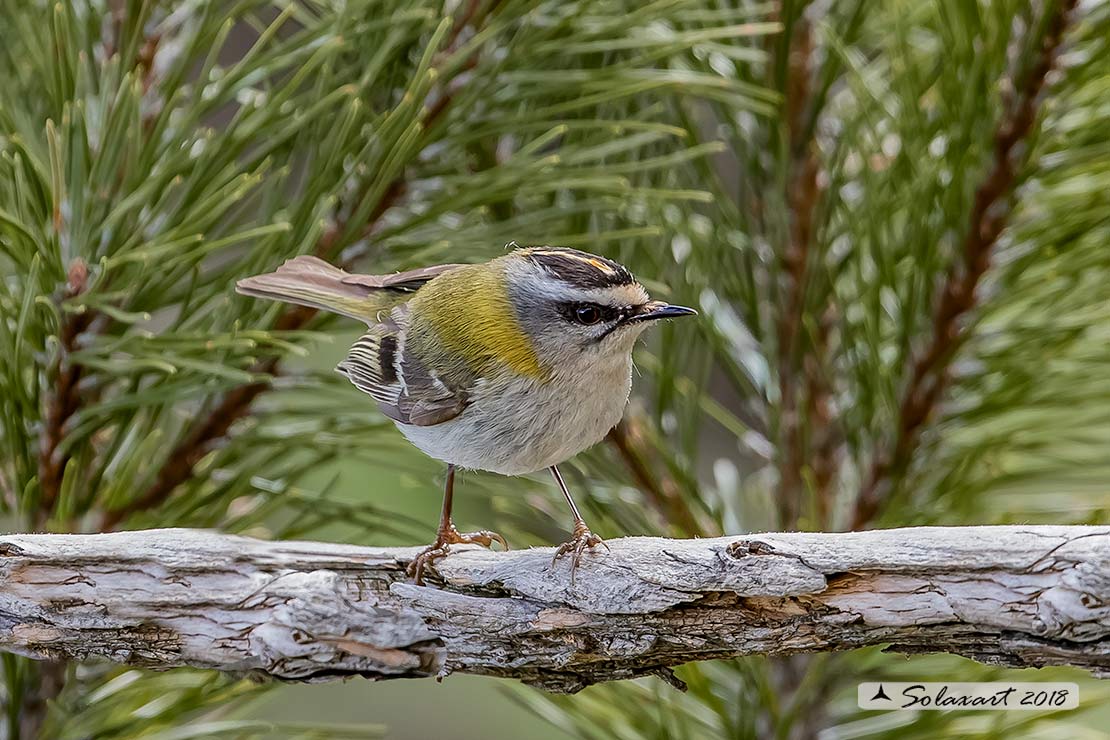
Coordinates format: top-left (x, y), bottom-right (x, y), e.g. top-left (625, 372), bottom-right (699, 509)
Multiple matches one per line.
top-left (503, 247), bottom-right (696, 368)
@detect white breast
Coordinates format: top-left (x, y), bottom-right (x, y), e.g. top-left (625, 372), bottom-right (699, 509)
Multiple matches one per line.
top-left (396, 353), bottom-right (633, 475)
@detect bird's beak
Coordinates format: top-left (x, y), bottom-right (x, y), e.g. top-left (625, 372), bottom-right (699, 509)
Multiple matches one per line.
top-left (626, 301), bottom-right (698, 324)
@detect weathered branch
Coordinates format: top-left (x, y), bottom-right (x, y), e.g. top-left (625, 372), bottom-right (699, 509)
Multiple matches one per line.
top-left (1, 526), bottom-right (1107, 693)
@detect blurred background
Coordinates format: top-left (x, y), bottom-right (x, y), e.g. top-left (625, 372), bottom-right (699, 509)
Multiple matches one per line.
top-left (1, 0), bottom-right (1108, 737)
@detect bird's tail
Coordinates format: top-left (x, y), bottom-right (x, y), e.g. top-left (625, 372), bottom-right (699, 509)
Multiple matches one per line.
top-left (236, 255), bottom-right (391, 323)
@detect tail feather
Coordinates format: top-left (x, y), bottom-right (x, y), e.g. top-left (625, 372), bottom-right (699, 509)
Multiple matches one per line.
top-left (236, 255), bottom-right (388, 323)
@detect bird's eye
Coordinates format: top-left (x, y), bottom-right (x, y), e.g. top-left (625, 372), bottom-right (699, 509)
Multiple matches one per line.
top-left (574, 304), bottom-right (603, 325)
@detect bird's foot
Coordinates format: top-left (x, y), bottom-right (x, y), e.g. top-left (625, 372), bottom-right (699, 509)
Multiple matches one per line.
top-left (551, 521), bottom-right (610, 583)
top-left (407, 525), bottom-right (508, 584)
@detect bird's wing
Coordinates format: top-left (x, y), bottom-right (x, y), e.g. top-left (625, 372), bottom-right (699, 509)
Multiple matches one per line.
top-left (341, 263), bottom-right (467, 293)
top-left (236, 255), bottom-right (465, 324)
top-left (335, 307), bottom-right (469, 427)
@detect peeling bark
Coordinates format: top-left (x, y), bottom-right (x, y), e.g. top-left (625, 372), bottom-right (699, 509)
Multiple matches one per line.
top-left (0, 527), bottom-right (1106, 693)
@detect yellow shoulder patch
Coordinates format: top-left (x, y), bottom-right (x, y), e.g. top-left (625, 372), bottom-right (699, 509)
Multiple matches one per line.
top-left (410, 263), bottom-right (547, 380)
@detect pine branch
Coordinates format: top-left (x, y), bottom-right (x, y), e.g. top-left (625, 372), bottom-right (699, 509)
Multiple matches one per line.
top-left (852, 0), bottom-right (1079, 529)
top-left (99, 5), bottom-right (494, 531)
top-left (1, 526), bottom-right (1107, 694)
top-left (607, 419), bottom-right (703, 538)
top-left (97, 356), bottom-right (280, 532)
top-left (97, 220), bottom-right (384, 531)
top-left (775, 13), bottom-right (836, 528)
top-left (11, 660), bottom-right (65, 740)
top-left (805, 304), bottom-right (838, 527)
top-left (37, 259), bottom-right (94, 526)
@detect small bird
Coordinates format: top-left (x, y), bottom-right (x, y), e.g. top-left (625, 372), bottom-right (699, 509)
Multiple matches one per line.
top-left (236, 246), bottom-right (696, 582)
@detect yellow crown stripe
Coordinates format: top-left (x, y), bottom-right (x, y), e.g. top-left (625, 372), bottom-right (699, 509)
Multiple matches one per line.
top-left (529, 249), bottom-right (617, 275)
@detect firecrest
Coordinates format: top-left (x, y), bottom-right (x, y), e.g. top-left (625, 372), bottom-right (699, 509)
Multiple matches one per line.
top-left (236, 246), bottom-right (696, 582)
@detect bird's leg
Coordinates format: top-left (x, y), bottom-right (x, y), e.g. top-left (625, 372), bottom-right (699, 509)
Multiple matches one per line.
top-left (549, 465), bottom-right (609, 581)
top-left (407, 464), bottom-right (508, 584)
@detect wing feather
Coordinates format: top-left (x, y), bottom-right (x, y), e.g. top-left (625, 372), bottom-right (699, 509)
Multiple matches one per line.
top-left (237, 256), bottom-right (465, 323)
top-left (335, 308), bottom-right (469, 427)
top-left (341, 264), bottom-right (467, 292)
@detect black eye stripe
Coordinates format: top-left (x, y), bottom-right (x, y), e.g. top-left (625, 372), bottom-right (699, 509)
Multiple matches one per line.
top-left (558, 302), bottom-right (622, 324)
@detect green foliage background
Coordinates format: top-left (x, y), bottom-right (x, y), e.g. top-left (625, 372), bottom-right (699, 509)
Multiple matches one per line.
top-left (0, 0), bottom-right (1107, 737)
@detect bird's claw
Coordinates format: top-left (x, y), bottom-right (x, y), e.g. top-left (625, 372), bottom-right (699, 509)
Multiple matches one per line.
top-left (407, 543), bottom-right (450, 585)
top-left (455, 529), bottom-right (508, 551)
top-left (551, 522), bottom-right (609, 583)
top-left (407, 525), bottom-right (509, 584)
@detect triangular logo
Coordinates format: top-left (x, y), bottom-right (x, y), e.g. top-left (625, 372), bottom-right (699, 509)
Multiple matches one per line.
top-left (870, 684), bottom-right (892, 701)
